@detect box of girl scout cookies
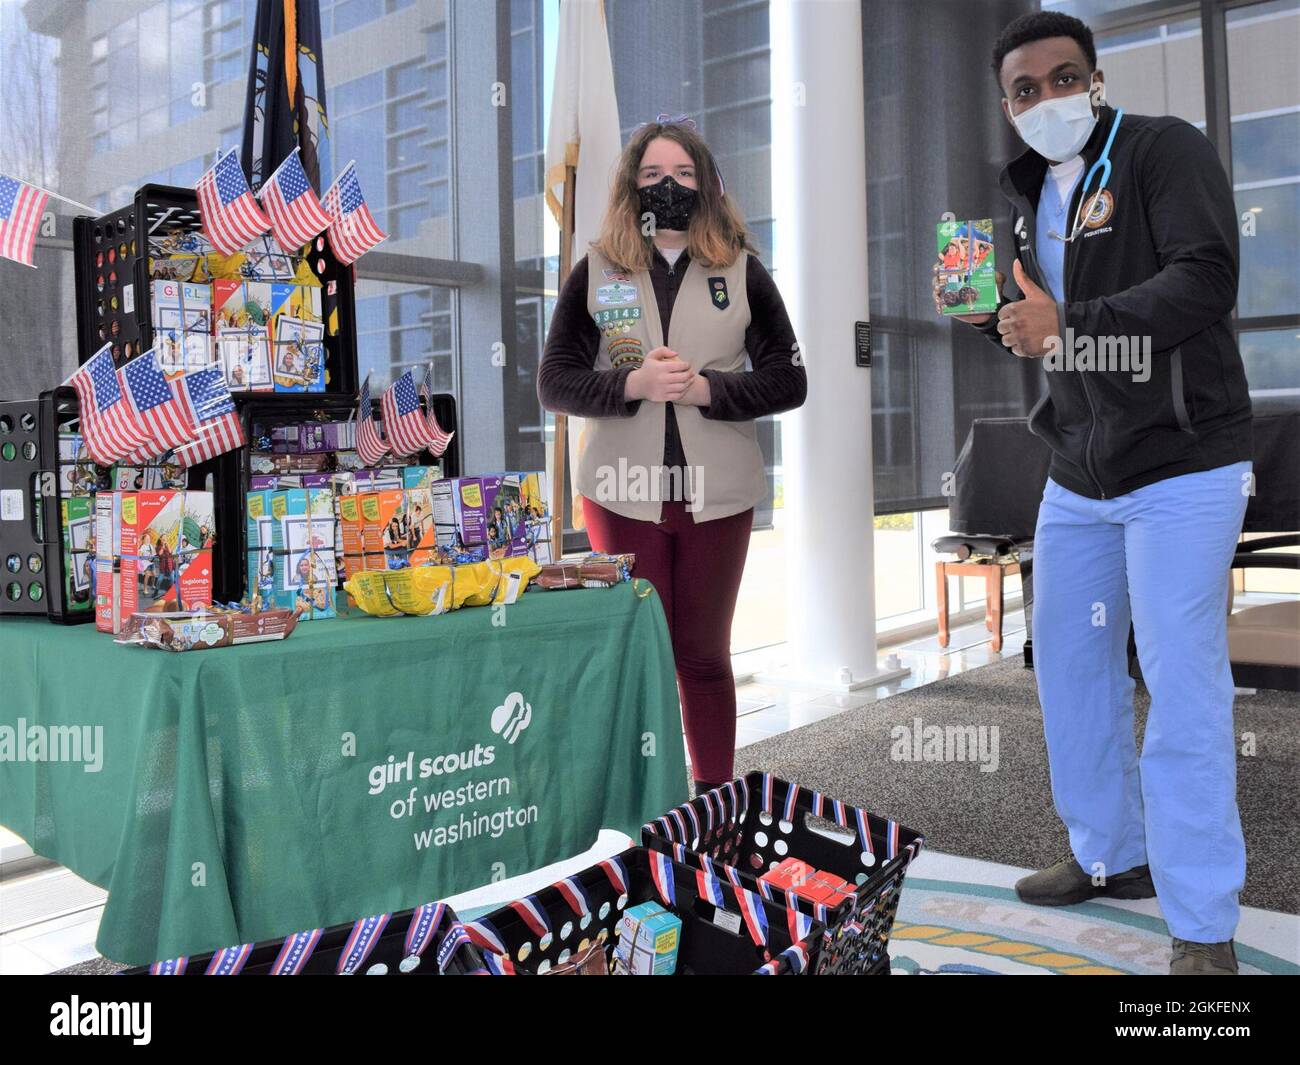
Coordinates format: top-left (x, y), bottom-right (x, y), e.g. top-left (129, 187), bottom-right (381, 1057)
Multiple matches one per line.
top-left (402, 467), bottom-right (440, 567)
top-left (98, 490), bottom-right (214, 631)
top-left (337, 493), bottom-right (366, 580)
top-left (119, 490), bottom-right (215, 618)
top-left (361, 489), bottom-right (410, 571)
top-left (429, 473), bottom-right (551, 564)
top-left (212, 279), bottom-right (275, 392)
top-left (246, 488), bottom-right (336, 619)
top-left (60, 496), bottom-right (95, 615)
top-left (278, 488), bottom-right (337, 619)
top-left (94, 492), bottom-right (123, 632)
top-left (612, 901), bottom-right (681, 975)
top-left (151, 280), bottom-right (213, 375)
top-left (246, 489), bottom-right (276, 613)
top-left (935, 219), bottom-right (999, 315)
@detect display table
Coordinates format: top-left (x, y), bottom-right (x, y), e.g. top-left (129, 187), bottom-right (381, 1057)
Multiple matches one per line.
top-left (0, 582), bottom-right (687, 966)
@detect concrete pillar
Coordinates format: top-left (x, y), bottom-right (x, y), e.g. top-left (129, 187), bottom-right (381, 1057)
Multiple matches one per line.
top-left (765, 0), bottom-right (906, 690)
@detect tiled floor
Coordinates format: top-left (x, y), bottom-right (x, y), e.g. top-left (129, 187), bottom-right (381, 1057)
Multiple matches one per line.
top-left (730, 611), bottom-right (1027, 755)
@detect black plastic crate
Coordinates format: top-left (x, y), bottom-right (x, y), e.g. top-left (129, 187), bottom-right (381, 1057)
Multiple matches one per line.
top-left (123, 898), bottom-right (485, 975)
top-left (72, 183), bottom-right (358, 396)
top-left (641, 772), bottom-right (924, 975)
top-left (463, 845), bottom-right (823, 975)
top-left (208, 392), bottom-right (460, 602)
top-left (0, 399), bottom-right (55, 617)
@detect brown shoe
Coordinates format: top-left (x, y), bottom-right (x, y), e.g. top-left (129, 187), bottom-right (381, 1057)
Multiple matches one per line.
top-left (1015, 855), bottom-right (1156, 906)
top-left (1171, 939), bottom-right (1238, 975)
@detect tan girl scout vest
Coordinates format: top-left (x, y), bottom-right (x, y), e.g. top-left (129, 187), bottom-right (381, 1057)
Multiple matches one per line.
top-left (576, 245), bottom-right (768, 524)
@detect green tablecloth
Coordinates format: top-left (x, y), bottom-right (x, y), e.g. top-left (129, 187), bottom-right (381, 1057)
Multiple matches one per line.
top-left (0, 582), bottom-right (687, 966)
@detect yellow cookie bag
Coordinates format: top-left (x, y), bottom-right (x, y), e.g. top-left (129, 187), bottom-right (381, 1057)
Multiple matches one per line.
top-left (396, 564), bottom-right (496, 613)
top-left (343, 558), bottom-right (540, 616)
top-left (457, 561), bottom-right (502, 608)
top-left (343, 571), bottom-right (402, 617)
top-left (492, 556), bottom-right (542, 603)
top-left (391, 566), bottom-right (456, 615)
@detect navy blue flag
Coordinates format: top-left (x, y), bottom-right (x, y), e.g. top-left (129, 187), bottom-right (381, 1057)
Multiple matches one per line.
top-left (242, 0), bottom-right (331, 194)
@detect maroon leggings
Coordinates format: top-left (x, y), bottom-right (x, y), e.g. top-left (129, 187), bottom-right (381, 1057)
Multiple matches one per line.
top-left (582, 496), bottom-right (752, 784)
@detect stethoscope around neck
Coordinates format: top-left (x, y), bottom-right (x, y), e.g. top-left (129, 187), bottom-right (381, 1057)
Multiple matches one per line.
top-left (1047, 107), bottom-right (1124, 243)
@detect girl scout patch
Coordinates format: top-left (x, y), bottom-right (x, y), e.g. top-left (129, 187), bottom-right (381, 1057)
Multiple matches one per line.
top-left (596, 280), bottom-right (638, 305)
top-left (608, 336), bottom-right (645, 369)
top-left (708, 276), bottom-right (730, 309)
top-left (593, 306), bottom-right (640, 338)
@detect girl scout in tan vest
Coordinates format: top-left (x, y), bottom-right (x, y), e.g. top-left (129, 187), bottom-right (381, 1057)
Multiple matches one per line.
top-left (539, 119), bottom-right (806, 796)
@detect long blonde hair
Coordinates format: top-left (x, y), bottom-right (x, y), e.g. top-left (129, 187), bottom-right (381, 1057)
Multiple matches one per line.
top-left (589, 122), bottom-right (758, 273)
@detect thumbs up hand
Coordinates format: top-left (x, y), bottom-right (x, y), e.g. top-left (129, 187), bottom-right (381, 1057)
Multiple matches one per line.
top-left (996, 260), bottom-right (1059, 358)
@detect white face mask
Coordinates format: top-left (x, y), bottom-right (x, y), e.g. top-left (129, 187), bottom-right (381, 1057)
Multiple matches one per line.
top-left (1011, 87), bottom-right (1099, 163)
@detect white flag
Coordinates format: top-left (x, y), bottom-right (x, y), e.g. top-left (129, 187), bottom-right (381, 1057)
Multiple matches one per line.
top-left (545, 0), bottom-right (623, 531)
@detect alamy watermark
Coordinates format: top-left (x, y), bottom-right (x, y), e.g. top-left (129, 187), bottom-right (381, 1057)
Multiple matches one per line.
top-left (0, 719), bottom-right (103, 772)
top-left (890, 716), bottom-right (999, 772)
top-left (593, 459), bottom-right (705, 512)
top-left (1044, 329), bottom-right (1151, 383)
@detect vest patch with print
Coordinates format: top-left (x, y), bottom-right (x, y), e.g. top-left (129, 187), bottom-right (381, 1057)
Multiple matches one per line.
top-left (708, 276), bottom-right (730, 310)
top-left (596, 279), bottom-right (638, 306)
top-left (594, 306), bottom-right (641, 339)
top-left (608, 336), bottom-right (645, 369)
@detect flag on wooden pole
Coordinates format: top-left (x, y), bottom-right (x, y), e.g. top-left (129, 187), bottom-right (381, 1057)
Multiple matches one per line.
top-left (545, 0), bottom-right (623, 536)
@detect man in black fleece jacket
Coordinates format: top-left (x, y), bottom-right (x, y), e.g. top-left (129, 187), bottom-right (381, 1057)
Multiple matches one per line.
top-left (954, 12), bottom-right (1254, 976)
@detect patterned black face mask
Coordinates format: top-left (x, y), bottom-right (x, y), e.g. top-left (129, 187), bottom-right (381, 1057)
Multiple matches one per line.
top-left (638, 176), bottom-right (699, 232)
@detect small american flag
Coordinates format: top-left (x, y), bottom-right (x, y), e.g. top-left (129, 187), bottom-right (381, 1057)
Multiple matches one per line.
top-left (322, 162), bottom-right (387, 265)
top-left (0, 175), bottom-right (49, 267)
top-left (70, 344), bottom-right (152, 465)
top-left (420, 363), bottom-right (455, 457)
top-left (121, 347), bottom-right (193, 461)
top-left (172, 367), bottom-right (247, 468)
top-left (381, 370), bottom-right (434, 458)
top-left (197, 149), bottom-right (270, 255)
top-left (257, 148), bottom-right (331, 254)
top-left (355, 376), bottom-right (388, 467)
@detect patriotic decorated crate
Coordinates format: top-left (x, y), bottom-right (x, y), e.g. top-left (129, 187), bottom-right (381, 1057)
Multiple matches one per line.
top-left (71, 183), bottom-right (359, 397)
top-left (206, 392), bottom-right (460, 602)
top-left (123, 899), bottom-right (485, 976)
top-left (641, 772), bottom-right (925, 976)
top-left (463, 846), bottom-right (824, 976)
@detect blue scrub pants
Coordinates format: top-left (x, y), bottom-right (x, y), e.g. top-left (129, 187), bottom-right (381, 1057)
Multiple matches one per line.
top-left (1032, 460), bottom-right (1252, 943)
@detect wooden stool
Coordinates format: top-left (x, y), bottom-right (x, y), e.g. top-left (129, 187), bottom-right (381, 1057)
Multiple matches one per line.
top-left (936, 558), bottom-right (1021, 653)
